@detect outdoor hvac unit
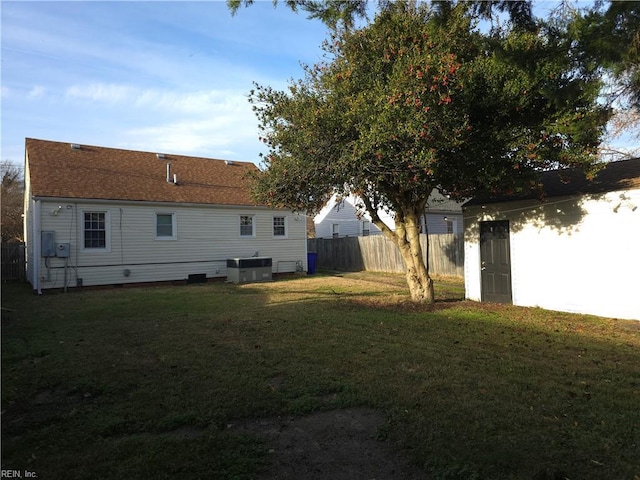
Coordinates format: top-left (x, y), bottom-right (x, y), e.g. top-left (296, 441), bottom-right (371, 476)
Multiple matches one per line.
top-left (226, 257), bottom-right (272, 284)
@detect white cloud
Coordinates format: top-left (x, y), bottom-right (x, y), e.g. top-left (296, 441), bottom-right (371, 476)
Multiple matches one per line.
top-left (64, 82), bottom-right (249, 114)
top-left (1, 1), bottom-right (327, 166)
top-left (28, 86), bottom-right (46, 98)
top-left (124, 99), bottom-right (259, 160)
top-left (66, 83), bottom-right (134, 103)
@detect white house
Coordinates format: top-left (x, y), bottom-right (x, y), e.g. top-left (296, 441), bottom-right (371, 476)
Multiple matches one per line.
top-left (23, 138), bottom-right (308, 292)
top-left (314, 190), bottom-right (464, 239)
top-left (463, 158), bottom-right (640, 320)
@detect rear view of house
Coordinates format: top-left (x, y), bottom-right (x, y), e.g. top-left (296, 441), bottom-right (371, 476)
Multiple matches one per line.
top-left (464, 158), bottom-right (640, 320)
top-left (23, 138), bottom-right (308, 292)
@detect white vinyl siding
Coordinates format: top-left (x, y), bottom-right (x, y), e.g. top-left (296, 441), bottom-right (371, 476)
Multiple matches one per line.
top-left (424, 214), bottom-right (463, 234)
top-left (314, 195), bottom-right (390, 238)
top-left (32, 201), bottom-right (307, 289)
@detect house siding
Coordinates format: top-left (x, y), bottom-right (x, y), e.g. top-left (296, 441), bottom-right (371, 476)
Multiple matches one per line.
top-left (23, 154), bottom-right (36, 287)
top-left (33, 200), bottom-right (307, 290)
top-left (314, 192), bottom-right (465, 238)
top-left (425, 213), bottom-right (463, 234)
top-left (314, 199), bottom-right (388, 238)
top-left (464, 189), bottom-right (640, 320)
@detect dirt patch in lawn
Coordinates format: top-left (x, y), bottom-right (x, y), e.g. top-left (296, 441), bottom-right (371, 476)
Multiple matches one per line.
top-left (228, 408), bottom-right (425, 480)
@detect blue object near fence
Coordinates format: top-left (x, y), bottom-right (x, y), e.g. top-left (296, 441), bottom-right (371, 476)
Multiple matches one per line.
top-left (307, 252), bottom-right (318, 274)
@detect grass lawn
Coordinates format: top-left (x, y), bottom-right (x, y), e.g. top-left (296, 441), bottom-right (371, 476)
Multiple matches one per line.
top-left (2, 272), bottom-right (639, 480)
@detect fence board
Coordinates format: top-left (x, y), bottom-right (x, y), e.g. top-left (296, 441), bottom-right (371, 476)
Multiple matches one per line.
top-left (308, 233), bottom-right (463, 277)
top-left (1, 242), bottom-right (26, 282)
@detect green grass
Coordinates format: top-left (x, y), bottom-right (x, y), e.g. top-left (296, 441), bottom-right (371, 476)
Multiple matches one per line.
top-left (2, 272), bottom-right (639, 480)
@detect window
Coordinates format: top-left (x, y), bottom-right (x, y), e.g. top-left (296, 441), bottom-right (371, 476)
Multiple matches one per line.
top-left (332, 224), bottom-right (339, 238)
top-left (156, 213), bottom-right (176, 240)
top-left (362, 220), bottom-right (370, 236)
top-left (83, 211), bottom-right (108, 250)
top-left (273, 216), bottom-right (286, 237)
top-left (240, 215), bottom-right (254, 237)
top-left (443, 217), bottom-right (457, 234)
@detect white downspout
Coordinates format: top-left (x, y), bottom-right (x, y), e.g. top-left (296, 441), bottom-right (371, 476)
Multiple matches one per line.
top-left (33, 199), bottom-right (41, 294)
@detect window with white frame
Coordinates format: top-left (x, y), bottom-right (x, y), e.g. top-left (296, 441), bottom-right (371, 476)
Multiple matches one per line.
top-left (332, 223), bottom-right (339, 238)
top-left (362, 220), bottom-right (370, 236)
top-left (83, 211), bottom-right (109, 250)
top-left (240, 215), bottom-right (255, 237)
top-left (156, 213), bottom-right (176, 240)
top-left (273, 216), bottom-right (286, 237)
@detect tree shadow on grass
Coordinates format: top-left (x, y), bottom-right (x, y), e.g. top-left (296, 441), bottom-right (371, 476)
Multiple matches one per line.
top-left (2, 275), bottom-right (639, 480)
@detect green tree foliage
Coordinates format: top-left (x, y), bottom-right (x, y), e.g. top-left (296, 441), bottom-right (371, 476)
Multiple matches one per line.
top-left (228, 0), bottom-right (369, 30)
top-left (572, 1), bottom-right (639, 109)
top-left (248, 2), bottom-right (609, 302)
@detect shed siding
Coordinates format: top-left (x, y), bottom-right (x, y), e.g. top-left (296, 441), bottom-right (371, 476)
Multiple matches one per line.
top-left (34, 200), bottom-right (307, 289)
top-left (464, 189), bottom-right (640, 320)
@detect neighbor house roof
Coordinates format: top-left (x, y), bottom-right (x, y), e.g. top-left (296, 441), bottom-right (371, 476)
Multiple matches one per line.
top-left (25, 138), bottom-right (263, 207)
top-left (465, 158), bottom-right (640, 206)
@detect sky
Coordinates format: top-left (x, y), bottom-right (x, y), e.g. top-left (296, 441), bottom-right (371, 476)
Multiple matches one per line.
top-left (1, 1), bottom-right (331, 171)
top-left (2, 1), bottom-right (636, 177)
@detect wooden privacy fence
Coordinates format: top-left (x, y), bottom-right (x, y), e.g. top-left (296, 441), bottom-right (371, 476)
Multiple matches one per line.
top-left (308, 233), bottom-right (463, 277)
top-left (1, 242), bottom-right (26, 282)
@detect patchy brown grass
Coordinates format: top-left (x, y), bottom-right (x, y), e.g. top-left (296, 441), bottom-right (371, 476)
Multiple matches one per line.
top-left (2, 272), bottom-right (639, 480)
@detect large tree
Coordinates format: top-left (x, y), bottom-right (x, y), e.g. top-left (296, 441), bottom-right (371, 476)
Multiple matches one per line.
top-left (247, 1), bottom-right (609, 303)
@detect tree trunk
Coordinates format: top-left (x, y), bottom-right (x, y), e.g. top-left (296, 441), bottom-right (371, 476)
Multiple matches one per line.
top-left (395, 213), bottom-right (434, 303)
top-left (363, 196), bottom-right (434, 303)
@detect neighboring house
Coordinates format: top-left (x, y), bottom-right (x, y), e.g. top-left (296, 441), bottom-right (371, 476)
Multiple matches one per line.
top-left (463, 158), bottom-right (640, 320)
top-left (23, 138), bottom-right (308, 292)
top-left (313, 190), bottom-right (464, 239)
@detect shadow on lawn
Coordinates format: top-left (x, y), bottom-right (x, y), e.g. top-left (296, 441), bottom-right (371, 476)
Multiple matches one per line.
top-left (1, 277), bottom-right (639, 480)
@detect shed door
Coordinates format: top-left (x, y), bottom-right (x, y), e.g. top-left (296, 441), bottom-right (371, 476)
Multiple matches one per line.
top-left (480, 220), bottom-right (512, 303)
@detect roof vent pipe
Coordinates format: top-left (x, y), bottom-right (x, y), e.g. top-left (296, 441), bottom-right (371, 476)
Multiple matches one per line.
top-left (173, 174), bottom-right (178, 185)
top-left (166, 162), bottom-right (171, 183)
top-left (70, 143), bottom-right (81, 150)
top-left (157, 153), bottom-right (166, 159)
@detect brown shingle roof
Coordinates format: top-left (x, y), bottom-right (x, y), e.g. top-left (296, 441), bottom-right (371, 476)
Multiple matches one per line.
top-left (465, 158), bottom-right (640, 206)
top-left (26, 138), bottom-right (263, 206)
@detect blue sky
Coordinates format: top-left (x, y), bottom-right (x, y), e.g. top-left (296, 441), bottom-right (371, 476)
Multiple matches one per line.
top-left (1, 1), bottom-right (331, 170)
top-left (2, 1), bottom-right (636, 175)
